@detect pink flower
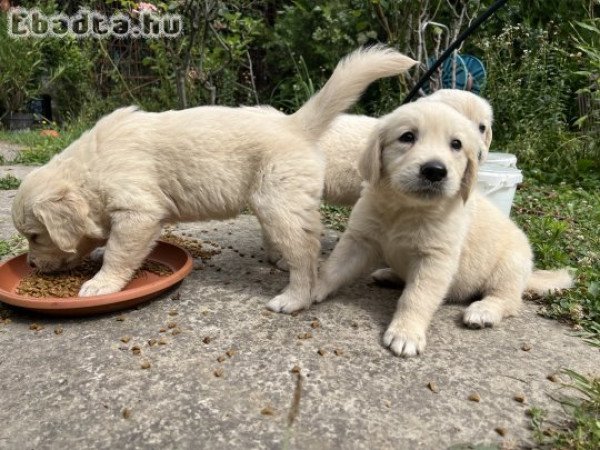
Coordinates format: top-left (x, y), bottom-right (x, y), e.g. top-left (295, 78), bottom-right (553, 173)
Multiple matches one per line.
top-left (132, 2), bottom-right (158, 14)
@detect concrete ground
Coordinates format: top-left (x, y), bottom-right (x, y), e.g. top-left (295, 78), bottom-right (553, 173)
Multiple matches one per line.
top-left (0, 168), bottom-right (598, 449)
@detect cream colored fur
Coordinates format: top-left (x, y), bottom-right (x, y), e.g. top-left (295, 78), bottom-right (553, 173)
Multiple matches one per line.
top-left (12, 46), bottom-right (416, 310)
top-left (319, 89), bottom-right (494, 207)
top-left (309, 101), bottom-right (572, 357)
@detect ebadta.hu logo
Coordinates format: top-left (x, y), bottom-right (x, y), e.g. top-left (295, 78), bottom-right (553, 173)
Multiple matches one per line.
top-left (6, 4), bottom-right (183, 39)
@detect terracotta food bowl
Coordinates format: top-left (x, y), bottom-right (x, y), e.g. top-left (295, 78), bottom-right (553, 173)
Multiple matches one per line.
top-left (0, 241), bottom-right (192, 316)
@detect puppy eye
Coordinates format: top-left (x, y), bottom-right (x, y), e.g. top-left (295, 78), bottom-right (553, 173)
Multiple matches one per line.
top-left (479, 124), bottom-right (486, 133)
top-left (450, 139), bottom-right (462, 151)
top-left (399, 132), bottom-right (415, 143)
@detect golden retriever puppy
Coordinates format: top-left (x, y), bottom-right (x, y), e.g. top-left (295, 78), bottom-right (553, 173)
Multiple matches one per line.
top-left (12, 46), bottom-right (417, 312)
top-left (319, 89), bottom-right (494, 207)
top-left (309, 101), bottom-right (572, 356)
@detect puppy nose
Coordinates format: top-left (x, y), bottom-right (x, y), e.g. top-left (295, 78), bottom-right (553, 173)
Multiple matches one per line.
top-left (420, 161), bottom-right (447, 182)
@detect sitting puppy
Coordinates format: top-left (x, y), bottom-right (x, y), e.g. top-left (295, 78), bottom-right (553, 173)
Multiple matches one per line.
top-left (310, 101), bottom-right (572, 356)
top-left (264, 89), bottom-right (494, 274)
top-left (11, 46), bottom-right (417, 312)
top-left (320, 89), bottom-right (494, 207)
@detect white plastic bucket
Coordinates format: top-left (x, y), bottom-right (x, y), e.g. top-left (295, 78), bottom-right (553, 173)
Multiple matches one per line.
top-left (484, 152), bottom-right (518, 168)
top-left (477, 163), bottom-right (523, 216)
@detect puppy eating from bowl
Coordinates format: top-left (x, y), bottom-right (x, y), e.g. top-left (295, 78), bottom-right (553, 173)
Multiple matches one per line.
top-left (11, 46), bottom-right (416, 312)
top-left (309, 101), bottom-right (572, 356)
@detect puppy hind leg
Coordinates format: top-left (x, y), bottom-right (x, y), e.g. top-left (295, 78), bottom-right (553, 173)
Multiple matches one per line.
top-left (79, 212), bottom-right (162, 297)
top-left (371, 267), bottom-right (404, 288)
top-left (463, 257), bottom-right (529, 328)
top-left (257, 205), bottom-right (322, 314)
top-left (313, 232), bottom-right (379, 303)
top-left (463, 291), bottom-right (523, 329)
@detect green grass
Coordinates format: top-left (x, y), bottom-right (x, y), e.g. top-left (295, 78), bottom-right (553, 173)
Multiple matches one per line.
top-left (529, 370), bottom-right (600, 449)
top-left (0, 235), bottom-right (27, 258)
top-left (512, 171), bottom-right (600, 341)
top-left (0, 121), bottom-right (90, 165)
top-left (0, 173), bottom-right (20, 189)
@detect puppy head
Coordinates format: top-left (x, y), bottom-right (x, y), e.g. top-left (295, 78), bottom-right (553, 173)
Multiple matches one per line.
top-left (421, 89), bottom-right (493, 162)
top-left (361, 101), bottom-right (481, 204)
top-left (12, 170), bottom-right (99, 272)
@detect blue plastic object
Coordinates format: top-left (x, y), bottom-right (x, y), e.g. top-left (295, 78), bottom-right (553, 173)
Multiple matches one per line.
top-left (423, 54), bottom-right (486, 94)
top-left (461, 54), bottom-right (487, 94)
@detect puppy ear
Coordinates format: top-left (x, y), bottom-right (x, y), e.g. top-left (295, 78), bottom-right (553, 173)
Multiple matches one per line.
top-left (460, 153), bottom-right (478, 203)
top-left (358, 131), bottom-right (383, 184)
top-left (34, 188), bottom-right (89, 254)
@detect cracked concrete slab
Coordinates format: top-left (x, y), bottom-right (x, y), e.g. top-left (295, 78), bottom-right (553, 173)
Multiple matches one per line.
top-left (0, 198), bottom-right (598, 449)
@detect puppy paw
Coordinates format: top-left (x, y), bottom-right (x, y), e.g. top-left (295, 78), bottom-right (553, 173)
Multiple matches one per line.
top-left (79, 277), bottom-right (123, 297)
top-left (463, 301), bottom-right (502, 329)
top-left (267, 292), bottom-right (311, 314)
top-left (371, 268), bottom-right (403, 287)
top-left (275, 258), bottom-right (290, 272)
top-left (383, 323), bottom-right (427, 357)
top-left (311, 281), bottom-right (331, 303)
top-left (89, 247), bottom-right (105, 262)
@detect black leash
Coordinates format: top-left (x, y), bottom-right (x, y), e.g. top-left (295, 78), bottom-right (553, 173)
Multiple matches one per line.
top-left (402, 0), bottom-right (509, 104)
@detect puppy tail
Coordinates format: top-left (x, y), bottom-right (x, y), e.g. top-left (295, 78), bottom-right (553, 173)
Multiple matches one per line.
top-left (290, 46), bottom-right (417, 140)
top-left (526, 268), bottom-right (574, 297)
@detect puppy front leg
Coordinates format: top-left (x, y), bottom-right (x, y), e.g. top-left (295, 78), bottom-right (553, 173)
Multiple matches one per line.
top-left (384, 257), bottom-right (455, 357)
top-left (313, 231), bottom-right (379, 303)
top-left (79, 212), bottom-right (162, 297)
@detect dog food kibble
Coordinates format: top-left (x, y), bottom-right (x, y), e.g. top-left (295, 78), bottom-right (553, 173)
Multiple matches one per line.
top-left (202, 336), bottom-right (212, 344)
top-left (514, 393), bottom-right (526, 403)
top-left (213, 368), bottom-right (224, 377)
top-left (317, 348), bottom-right (326, 356)
top-left (54, 326), bottom-right (63, 335)
top-left (158, 338), bottom-right (167, 346)
top-left (168, 310), bottom-right (178, 316)
top-left (494, 427), bottom-right (508, 437)
top-left (148, 338), bottom-right (157, 347)
top-left (29, 323), bottom-right (43, 331)
top-left (17, 259), bottom-right (173, 298)
top-left (216, 355), bottom-right (226, 363)
top-left (521, 343), bottom-right (532, 351)
top-left (116, 316), bottom-right (126, 322)
top-left (547, 373), bottom-right (560, 382)
top-left (290, 365), bottom-right (301, 374)
top-left (170, 292), bottom-right (181, 301)
top-left (427, 382), bottom-right (440, 393)
top-left (167, 322), bottom-right (177, 329)
top-left (171, 328), bottom-right (182, 336)
top-left (260, 406), bottom-right (275, 416)
top-left (122, 408), bottom-right (132, 419)
top-left (310, 319), bottom-right (320, 329)
top-left (131, 346), bottom-right (141, 355)
top-left (120, 336), bottom-right (131, 343)
top-left (140, 360), bottom-right (151, 369)
top-left (159, 327), bottom-right (167, 333)
top-left (333, 348), bottom-right (344, 356)
top-left (468, 392), bottom-right (481, 402)
top-left (297, 332), bottom-right (312, 340)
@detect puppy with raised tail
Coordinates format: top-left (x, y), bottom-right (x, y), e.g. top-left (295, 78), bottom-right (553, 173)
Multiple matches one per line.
top-left (11, 46), bottom-right (416, 312)
top-left (311, 101), bottom-right (572, 356)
